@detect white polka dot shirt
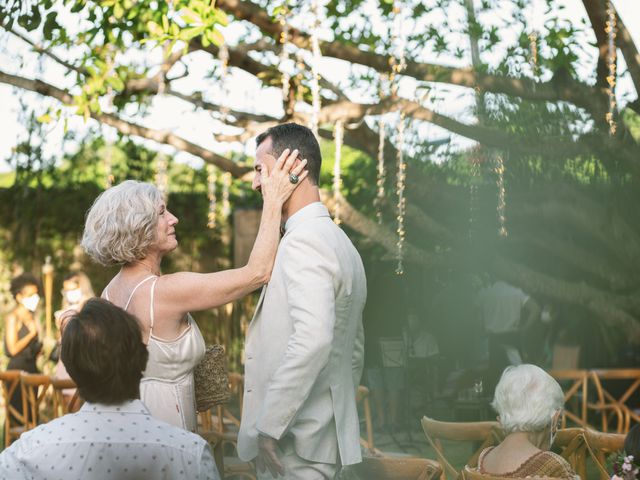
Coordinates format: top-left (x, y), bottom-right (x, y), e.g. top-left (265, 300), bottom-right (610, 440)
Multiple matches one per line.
top-left (0, 399), bottom-right (219, 479)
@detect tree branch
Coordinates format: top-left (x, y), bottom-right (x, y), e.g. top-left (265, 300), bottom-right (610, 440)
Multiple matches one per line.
top-left (0, 70), bottom-right (250, 177)
top-left (215, 0), bottom-right (602, 112)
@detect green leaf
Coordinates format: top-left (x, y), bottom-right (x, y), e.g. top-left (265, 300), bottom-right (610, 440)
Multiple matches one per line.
top-left (207, 28), bottom-right (224, 47)
top-left (70, 0), bottom-right (85, 13)
top-left (113, 3), bottom-right (124, 19)
top-left (162, 14), bottom-right (169, 32)
top-left (36, 113), bottom-right (53, 124)
top-left (106, 75), bottom-right (125, 91)
top-left (43, 12), bottom-right (58, 41)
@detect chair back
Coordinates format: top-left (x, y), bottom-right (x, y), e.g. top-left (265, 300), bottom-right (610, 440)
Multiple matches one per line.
top-left (51, 378), bottom-right (80, 417)
top-left (350, 455), bottom-right (442, 480)
top-left (0, 369), bottom-right (26, 447)
top-left (356, 385), bottom-right (376, 453)
top-left (421, 416), bottom-right (502, 480)
top-left (549, 370), bottom-right (590, 429)
top-left (555, 427), bottom-right (624, 480)
top-left (589, 369), bottom-right (640, 433)
top-left (20, 373), bottom-right (52, 430)
top-left (461, 466), bottom-right (563, 480)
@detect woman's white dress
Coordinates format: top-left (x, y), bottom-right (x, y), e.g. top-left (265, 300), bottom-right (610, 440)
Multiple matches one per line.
top-left (105, 275), bottom-right (206, 432)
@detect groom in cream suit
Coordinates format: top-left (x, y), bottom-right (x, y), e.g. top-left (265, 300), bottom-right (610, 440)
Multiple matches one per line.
top-left (238, 123), bottom-right (366, 479)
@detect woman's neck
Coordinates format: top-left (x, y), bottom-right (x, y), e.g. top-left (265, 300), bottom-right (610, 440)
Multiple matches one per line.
top-left (501, 430), bottom-right (547, 450)
top-left (126, 256), bottom-right (162, 276)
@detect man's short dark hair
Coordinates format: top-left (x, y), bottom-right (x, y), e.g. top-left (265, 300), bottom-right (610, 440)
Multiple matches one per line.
top-left (61, 298), bottom-right (149, 404)
top-left (10, 273), bottom-right (40, 299)
top-left (256, 123), bottom-right (322, 185)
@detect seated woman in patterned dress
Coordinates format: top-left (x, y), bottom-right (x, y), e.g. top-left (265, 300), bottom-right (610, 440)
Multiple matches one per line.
top-left (465, 364), bottom-right (578, 479)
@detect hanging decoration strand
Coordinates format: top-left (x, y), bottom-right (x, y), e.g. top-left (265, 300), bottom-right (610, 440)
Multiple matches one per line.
top-left (375, 116), bottom-right (386, 224)
top-left (104, 142), bottom-right (114, 189)
top-left (207, 164), bottom-right (218, 229)
top-left (155, 155), bottom-right (169, 201)
top-left (605, 0), bottom-right (617, 136)
top-left (469, 149), bottom-right (481, 240)
top-left (333, 120), bottom-right (344, 225)
top-left (222, 172), bottom-right (232, 220)
top-left (278, 8), bottom-right (291, 110)
top-left (218, 41), bottom-right (230, 124)
top-left (310, 0), bottom-right (322, 137)
top-left (389, 0), bottom-right (407, 96)
top-left (395, 111), bottom-right (406, 275)
top-left (496, 153), bottom-right (508, 237)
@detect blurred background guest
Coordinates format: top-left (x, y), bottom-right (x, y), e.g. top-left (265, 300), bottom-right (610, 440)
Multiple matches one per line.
top-left (4, 273), bottom-right (43, 424)
top-left (467, 364), bottom-right (577, 479)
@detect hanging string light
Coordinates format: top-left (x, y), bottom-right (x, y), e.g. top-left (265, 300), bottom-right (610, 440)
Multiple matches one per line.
top-left (395, 111), bottom-right (406, 275)
top-left (375, 116), bottom-right (386, 224)
top-left (605, 0), bottom-right (617, 136)
top-left (206, 164), bottom-right (218, 229)
top-left (155, 155), bottom-right (169, 200)
top-left (221, 172), bottom-right (232, 220)
top-left (218, 41), bottom-right (230, 124)
top-left (333, 120), bottom-right (344, 225)
top-left (295, 50), bottom-right (305, 104)
top-left (104, 142), bottom-right (114, 188)
top-left (528, 31), bottom-right (539, 77)
top-left (278, 7), bottom-right (291, 110)
top-left (389, 0), bottom-right (407, 97)
top-left (495, 153), bottom-right (508, 237)
top-left (468, 148), bottom-right (482, 240)
top-left (309, 0), bottom-right (322, 137)
top-left (527, 0), bottom-right (540, 78)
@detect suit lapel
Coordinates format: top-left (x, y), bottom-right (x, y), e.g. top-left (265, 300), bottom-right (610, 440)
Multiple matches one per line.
top-left (247, 285), bottom-right (267, 335)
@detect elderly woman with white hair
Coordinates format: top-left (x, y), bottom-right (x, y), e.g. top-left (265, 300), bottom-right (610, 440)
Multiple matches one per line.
top-left (467, 364), bottom-right (577, 479)
top-left (81, 149), bottom-right (307, 432)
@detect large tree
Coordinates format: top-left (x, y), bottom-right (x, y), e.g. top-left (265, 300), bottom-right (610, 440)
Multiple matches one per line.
top-left (1, 0), bottom-right (640, 339)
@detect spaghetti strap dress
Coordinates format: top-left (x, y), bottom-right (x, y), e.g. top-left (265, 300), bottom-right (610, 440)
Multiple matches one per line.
top-left (104, 276), bottom-right (206, 432)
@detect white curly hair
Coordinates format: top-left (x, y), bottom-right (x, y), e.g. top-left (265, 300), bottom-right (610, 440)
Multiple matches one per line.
top-left (81, 180), bottom-right (163, 266)
top-left (492, 364), bottom-right (564, 434)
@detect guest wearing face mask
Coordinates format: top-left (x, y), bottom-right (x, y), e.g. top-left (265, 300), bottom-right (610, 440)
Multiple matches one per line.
top-left (52, 271), bottom-right (95, 411)
top-left (4, 273), bottom-right (43, 424)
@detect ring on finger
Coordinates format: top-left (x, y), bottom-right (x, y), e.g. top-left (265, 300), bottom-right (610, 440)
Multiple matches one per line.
top-left (289, 173), bottom-right (299, 184)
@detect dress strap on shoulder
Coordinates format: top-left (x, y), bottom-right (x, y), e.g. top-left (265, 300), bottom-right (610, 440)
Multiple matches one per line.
top-left (123, 275), bottom-right (157, 311)
top-left (149, 277), bottom-right (159, 337)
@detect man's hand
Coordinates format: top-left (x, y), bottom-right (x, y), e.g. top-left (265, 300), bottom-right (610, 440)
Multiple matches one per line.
top-left (257, 434), bottom-right (284, 477)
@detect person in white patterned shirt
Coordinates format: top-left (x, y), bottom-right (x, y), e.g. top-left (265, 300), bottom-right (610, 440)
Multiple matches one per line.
top-left (0, 298), bottom-right (219, 480)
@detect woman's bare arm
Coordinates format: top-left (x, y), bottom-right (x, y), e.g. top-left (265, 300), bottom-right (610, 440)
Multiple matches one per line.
top-left (158, 148), bottom-right (307, 315)
top-left (5, 314), bottom-right (37, 357)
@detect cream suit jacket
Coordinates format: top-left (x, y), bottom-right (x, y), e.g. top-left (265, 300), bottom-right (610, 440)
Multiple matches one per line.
top-left (237, 202), bottom-right (367, 466)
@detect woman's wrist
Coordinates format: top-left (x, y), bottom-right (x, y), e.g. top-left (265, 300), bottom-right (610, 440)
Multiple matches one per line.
top-left (262, 197), bottom-right (285, 212)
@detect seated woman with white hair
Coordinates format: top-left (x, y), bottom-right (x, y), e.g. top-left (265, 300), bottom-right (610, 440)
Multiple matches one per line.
top-left (466, 364), bottom-right (578, 479)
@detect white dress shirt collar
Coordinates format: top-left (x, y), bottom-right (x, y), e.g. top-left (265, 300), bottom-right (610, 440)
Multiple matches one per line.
top-left (80, 399), bottom-right (150, 415)
top-left (284, 202), bottom-right (329, 233)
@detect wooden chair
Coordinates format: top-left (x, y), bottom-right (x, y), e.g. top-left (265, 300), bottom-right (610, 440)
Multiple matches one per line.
top-left (51, 378), bottom-right (81, 417)
top-left (0, 370), bottom-right (27, 447)
top-left (549, 370), bottom-right (591, 429)
top-left (198, 373), bottom-right (255, 480)
top-left (356, 385), bottom-right (377, 453)
top-left (589, 369), bottom-right (640, 433)
top-left (20, 372), bottom-right (52, 430)
top-left (349, 455), bottom-right (442, 480)
top-left (461, 466), bottom-right (564, 480)
top-left (421, 416), bottom-right (502, 480)
top-left (555, 427), bottom-right (625, 480)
